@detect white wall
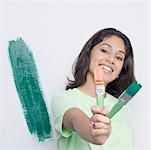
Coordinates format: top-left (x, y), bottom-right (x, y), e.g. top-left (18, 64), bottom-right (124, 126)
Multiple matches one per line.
top-left (0, 1), bottom-right (149, 150)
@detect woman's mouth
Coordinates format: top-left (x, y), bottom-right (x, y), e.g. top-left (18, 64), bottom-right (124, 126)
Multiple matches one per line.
top-left (99, 64), bottom-right (113, 73)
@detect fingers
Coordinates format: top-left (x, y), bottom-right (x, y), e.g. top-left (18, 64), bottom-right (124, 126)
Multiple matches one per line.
top-left (90, 122), bottom-right (111, 136)
top-left (90, 122), bottom-right (111, 130)
top-left (92, 128), bottom-right (111, 136)
top-left (91, 105), bottom-right (103, 115)
top-left (90, 105), bottom-right (112, 140)
top-left (91, 105), bottom-right (110, 116)
top-left (102, 105), bottom-right (110, 115)
top-left (91, 113), bottom-right (111, 124)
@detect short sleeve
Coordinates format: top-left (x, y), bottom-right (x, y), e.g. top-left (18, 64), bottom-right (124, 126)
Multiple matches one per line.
top-left (51, 91), bottom-right (78, 138)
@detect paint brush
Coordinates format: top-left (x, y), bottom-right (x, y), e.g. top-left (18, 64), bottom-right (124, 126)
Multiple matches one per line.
top-left (94, 67), bottom-right (105, 107)
top-left (107, 80), bottom-right (142, 118)
top-left (8, 38), bottom-right (52, 141)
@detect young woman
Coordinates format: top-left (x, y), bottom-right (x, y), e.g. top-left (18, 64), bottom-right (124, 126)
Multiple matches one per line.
top-left (51, 28), bottom-right (135, 150)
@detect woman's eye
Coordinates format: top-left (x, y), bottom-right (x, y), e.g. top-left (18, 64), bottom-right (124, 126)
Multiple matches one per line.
top-left (100, 49), bottom-right (109, 54)
top-left (116, 56), bottom-right (123, 61)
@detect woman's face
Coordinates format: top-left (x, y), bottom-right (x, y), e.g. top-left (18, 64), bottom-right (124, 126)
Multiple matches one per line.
top-left (89, 35), bottom-right (126, 85)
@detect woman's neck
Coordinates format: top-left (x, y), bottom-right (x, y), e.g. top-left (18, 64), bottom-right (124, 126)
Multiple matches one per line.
top-left (77, 73), bottom-right (96, 98)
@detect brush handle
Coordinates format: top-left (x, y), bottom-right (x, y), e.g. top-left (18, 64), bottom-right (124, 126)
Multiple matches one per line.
top-left (107, 100), bottom-right (125, 118)
top-left (96, 95), bottom-right (104, 107)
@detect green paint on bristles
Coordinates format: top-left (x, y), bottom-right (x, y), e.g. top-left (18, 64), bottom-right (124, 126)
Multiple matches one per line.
top-left (8, 38), bottom-right (52, 141)
top-left (126, 80), bottom-right (142, 97)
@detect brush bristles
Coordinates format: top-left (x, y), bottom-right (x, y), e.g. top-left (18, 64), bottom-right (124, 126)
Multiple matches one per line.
top-left (126, 80), bottom-right (142, 97)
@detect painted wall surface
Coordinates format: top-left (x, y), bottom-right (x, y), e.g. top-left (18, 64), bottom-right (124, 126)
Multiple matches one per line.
top-left (0, 1), bottom-right (150, 150)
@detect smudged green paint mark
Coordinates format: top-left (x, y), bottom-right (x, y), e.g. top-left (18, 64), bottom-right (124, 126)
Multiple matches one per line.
top-left (8, 38), bottom-right (52, 141)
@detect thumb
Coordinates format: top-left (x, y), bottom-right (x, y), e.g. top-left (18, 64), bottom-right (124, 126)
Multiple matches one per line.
top-left (91, 105), bottom-right (103, 115)
top-left (102, 105), bottom-right (110, 116)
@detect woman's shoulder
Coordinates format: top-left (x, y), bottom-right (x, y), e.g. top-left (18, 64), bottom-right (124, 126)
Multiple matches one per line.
top-left (51, 88), bottom-right (78, 105)
top-left (52, 88), bottom-right (76, 99)
top-left (52, 90), bottom-right (66, 98)
top-left (51, 89), bottom-right (79, 111)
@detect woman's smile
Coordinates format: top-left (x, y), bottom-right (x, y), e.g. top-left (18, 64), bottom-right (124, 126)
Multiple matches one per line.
top-left (99, 64), bottom-right (113, 73)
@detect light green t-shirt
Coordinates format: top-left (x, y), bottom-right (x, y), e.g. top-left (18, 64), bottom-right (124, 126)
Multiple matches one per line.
top-left (51, 88), bottom-right (134, 150)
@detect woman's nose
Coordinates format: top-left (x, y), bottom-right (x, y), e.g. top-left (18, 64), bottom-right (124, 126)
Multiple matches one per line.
top-left (106, 55), bottom-right (115, 65)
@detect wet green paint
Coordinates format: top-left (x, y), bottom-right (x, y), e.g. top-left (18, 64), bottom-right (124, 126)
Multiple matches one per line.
top-left (8, 38), bottom-right (52, 141)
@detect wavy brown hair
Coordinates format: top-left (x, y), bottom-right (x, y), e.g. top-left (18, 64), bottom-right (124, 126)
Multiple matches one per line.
top-left (66, 28), bottom-right (135, 97)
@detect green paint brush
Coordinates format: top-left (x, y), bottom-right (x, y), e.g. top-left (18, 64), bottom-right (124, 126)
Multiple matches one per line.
top-left (107, 80), bottom-right (142, 118)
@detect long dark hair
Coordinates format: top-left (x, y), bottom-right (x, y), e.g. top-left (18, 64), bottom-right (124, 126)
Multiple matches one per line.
top-left (66, 28), bottom-right (135, 97)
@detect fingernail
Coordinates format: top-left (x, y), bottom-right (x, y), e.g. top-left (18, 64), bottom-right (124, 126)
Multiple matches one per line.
top-left (92, 123), bottom-right (96, 129)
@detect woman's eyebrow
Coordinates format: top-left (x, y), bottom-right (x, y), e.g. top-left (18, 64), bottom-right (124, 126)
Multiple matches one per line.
top-left (118, 50), bottom-right (126, 55)
top-left (100, 43), bottom-right (112, 48)
top-left (99, 43), bottom-right (126, 55)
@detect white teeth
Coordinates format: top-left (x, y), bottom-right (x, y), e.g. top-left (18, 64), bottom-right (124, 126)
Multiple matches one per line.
top-left (101, 65), bottom-right (113, 73)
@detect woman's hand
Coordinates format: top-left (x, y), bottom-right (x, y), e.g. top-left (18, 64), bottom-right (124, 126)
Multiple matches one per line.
top-left (62, 106), bottom-right (111, 145)
top-left (90, 105), bottom-right (111, 145)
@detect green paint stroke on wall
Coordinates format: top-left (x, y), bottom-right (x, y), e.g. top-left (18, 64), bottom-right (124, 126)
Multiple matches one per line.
top-left (8, 38), bottom-right (52, 141)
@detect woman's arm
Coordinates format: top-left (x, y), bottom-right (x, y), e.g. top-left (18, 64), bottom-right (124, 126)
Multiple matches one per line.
top-left (63, 106), bottom-right (111, 145)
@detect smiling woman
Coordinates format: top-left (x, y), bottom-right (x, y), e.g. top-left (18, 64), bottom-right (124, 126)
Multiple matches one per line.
top-left (51, 28), bottom-right (135, 150)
